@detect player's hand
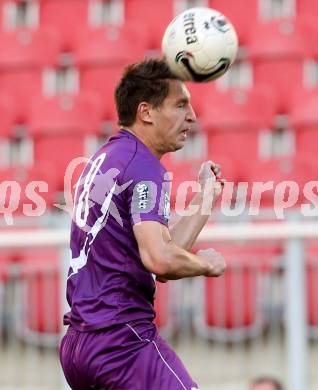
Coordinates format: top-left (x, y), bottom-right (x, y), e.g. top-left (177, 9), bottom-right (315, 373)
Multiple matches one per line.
top-left (198, 160), bottom-right (225, 198)
top-left (197, 248), bottom-right (226, 277)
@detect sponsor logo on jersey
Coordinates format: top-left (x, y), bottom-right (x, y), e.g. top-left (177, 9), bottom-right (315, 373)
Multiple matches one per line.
top-left (136, 183), bottom-right (149, 210)
top-left (163, 191), bottom-right (171, 221)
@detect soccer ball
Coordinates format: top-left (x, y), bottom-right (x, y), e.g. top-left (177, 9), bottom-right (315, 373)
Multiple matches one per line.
top-left (162, 7), bottom-right (238, 82)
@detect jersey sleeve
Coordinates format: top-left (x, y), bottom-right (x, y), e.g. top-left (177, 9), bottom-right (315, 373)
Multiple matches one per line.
top-left (123, 156), bottom-right (171, 227)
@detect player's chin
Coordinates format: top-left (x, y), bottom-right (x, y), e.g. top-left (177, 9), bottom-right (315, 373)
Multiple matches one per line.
top-left (174, 134), bottom-right (188, 149)
top-left (172, 140), bottom-right (186, 151)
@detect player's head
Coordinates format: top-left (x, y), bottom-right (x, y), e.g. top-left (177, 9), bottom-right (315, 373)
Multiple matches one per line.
top-left (250, 377), bottom-right (283, 390)
top-left (115, 58), bottom-right (196, 155)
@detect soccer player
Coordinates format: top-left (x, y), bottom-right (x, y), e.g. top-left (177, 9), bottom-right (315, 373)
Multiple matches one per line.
top-left (60, 58), bottom-right (226, 390)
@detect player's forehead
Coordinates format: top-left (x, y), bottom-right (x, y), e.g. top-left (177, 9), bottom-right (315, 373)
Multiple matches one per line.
top-left (166, 79), bottom-right (191, 104)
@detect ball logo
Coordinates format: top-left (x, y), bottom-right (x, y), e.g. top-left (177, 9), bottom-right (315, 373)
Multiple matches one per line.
top-left (175, 51), bottom-right (230, 82)
top-left (175, 50), bottom-right (194, 63)
top-left (183, 12), bottom-right (198, 44)
top-left (204, 15), bottom-right (230, 33)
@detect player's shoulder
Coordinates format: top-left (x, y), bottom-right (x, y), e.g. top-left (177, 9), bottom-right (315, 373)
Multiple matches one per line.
top-left (92, 130), bottom-right (139, 171)
top-left (92, 129), bottom-right (166, 183)
top-left (123, 142), bottom-right (166, 183)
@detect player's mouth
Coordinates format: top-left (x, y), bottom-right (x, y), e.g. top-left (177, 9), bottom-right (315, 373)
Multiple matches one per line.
top-left (180, 128), bottom-right (190, 138)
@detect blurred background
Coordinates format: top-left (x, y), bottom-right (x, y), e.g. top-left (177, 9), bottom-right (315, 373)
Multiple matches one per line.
top-left (0, 0), bottom-right (318, 389)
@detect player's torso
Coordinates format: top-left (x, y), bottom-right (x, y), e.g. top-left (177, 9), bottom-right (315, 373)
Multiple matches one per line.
top-left (66, 130), bottom-right (162, 331)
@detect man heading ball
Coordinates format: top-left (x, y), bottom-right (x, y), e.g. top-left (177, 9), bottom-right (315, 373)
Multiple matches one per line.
top-left (60, 59), bottom-right (226, 390)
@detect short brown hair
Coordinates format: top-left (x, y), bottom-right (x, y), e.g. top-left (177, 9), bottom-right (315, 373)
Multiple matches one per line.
top-left (115, 58), bottom-right (179, 127)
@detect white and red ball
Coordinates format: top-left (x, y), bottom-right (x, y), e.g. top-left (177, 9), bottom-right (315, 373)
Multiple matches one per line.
top-left (162, 7), bottom-right (238, 82)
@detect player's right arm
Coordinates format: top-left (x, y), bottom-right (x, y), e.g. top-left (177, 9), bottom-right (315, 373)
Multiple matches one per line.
top-left (133, 220), bottom-right (226, 280)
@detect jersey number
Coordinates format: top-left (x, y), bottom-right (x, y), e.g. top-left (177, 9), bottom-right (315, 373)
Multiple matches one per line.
top-left (70, 153), bottom-right (116, 276)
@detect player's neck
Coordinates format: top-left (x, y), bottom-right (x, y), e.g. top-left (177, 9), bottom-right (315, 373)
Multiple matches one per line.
top-left (122, 127), bottom-right (163, 160)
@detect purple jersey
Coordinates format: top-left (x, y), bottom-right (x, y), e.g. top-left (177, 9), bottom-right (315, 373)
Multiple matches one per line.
top-left (64, 129), bottom-right (171, 331)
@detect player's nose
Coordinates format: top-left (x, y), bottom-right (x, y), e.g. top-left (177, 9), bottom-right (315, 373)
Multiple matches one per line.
top-left (186, 103), bottom-right (196, 123)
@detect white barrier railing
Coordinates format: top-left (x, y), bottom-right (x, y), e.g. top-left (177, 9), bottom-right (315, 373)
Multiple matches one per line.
top-left (1, 222), bottom-right (318, 246)
top-left (1, 221), bottom-right (317, 390)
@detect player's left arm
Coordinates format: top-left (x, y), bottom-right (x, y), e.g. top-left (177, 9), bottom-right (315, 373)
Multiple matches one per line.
top-left (170, 161), bottom-right (225, 252)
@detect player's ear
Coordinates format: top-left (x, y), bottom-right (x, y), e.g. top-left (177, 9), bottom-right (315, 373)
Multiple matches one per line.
top-left (137, 102), bottom-right (153, 124)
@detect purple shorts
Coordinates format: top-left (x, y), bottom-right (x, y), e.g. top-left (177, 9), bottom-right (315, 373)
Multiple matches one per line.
top-left (60, 319), bottom-right (199, 389)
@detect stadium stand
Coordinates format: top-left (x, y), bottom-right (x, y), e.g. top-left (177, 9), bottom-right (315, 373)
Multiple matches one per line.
top-left (154, 281), bottom-right (178, 337)
top-left (0, 251), bottom-right (13, 335)
top-left (77, 63), bottom-right (121, 124)
top-left (0, 96), bottom-right (15, 166)
top-left (243, 153), bottom-right (317, 208)
top-left (193, 243), bottom-right (281, 341)
top-left (0, 163), bottom-right (59, 215)
top-left (297, 0), bottom-right (318, 20)
top-left (200, 87), bottom-right (276, 178)
top-left (75, 22), bottom-right (148, 125)
top-left (208, 0), bottom-right (258, 44)
top-left (40, 0), bottom-right (89, 51)
top-left (306, 244), bottom-right (318, 338)
top-left (248, 17), bottom-right (318, 113)
top-left (14, 248), bottom-right (61, 345)
top-left (0, 94), bottom-right (15, 135)
top-left (0, 27), bottom-right (61, 121)
top-left (124, 0), bottom-right (174, 49)
top-left (3, 250), bottom-right (177, 343)
top-left (187, 81), bottom-right (217, 117)
top-left (28, 93), bottom-right (103, 190)
top-left (163, 157), bottom-right (204, 207)
top-left (163, 153), bottom-right (238, 212)
top-left (290, 88), bottom-right (318, 158)
top-left (75, 22), bottom-right (148, 65)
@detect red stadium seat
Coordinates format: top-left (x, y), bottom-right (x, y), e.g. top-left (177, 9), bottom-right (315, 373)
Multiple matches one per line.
top-left (75, 22), bottom-right (148, 66)
top-left (75, 22), bottom-right (148, 124)
top-left (297, 0), bottom-right (318, 23)
top-left (187, 82), bottom-right (217, 117)
top-left (14, 248), bottom-right (179, 343)
top-left (163, 157), bottom-right (202, 207)
top-left (306, 256), bottom-right (318, 337)
top-left (0, 244), bottom-right (61, 341)
top-left (29, 93), bottom-right (102, 135)
top-left (79, 64), bottom-right (122, 122)
top-left (154, 281), bottom-right (176, 337)
top-left (0, 95), bottom-right (15, 138)
top-left (162, 154), bottom-right (238, 215)
top-left (15, 248), bottom-right (61, 345)
top-left (290, 88), bottom-right (318, 158)
top-left (193, 244), bottom-right (280, 341)
top-left (243, 153), bottom-right (318, 208)
top-left (0, 27), bottom-right (60, 121)
top-left (29, 94), bottom-right (103, 189)
top-left (0, 250), bottom-right (16, 332)
top-left (124, 0), bottom-right (174, 49)
top-left (248, 18), bottom-right (318, 113)
top-left (200, 87), bottom-right (276, 177)
top-left (208, 0), bottom-right (258, 44)
top-left (0, 164), bottom-right (59, 217)
top-left (18, 254), bottom-right (178, 344)
top-left (0, 251), bottom-right (12, 282)
top-left (204, 267), bottom-right (258, 331)
top-left (40, 0), bottom-right (89, 50)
